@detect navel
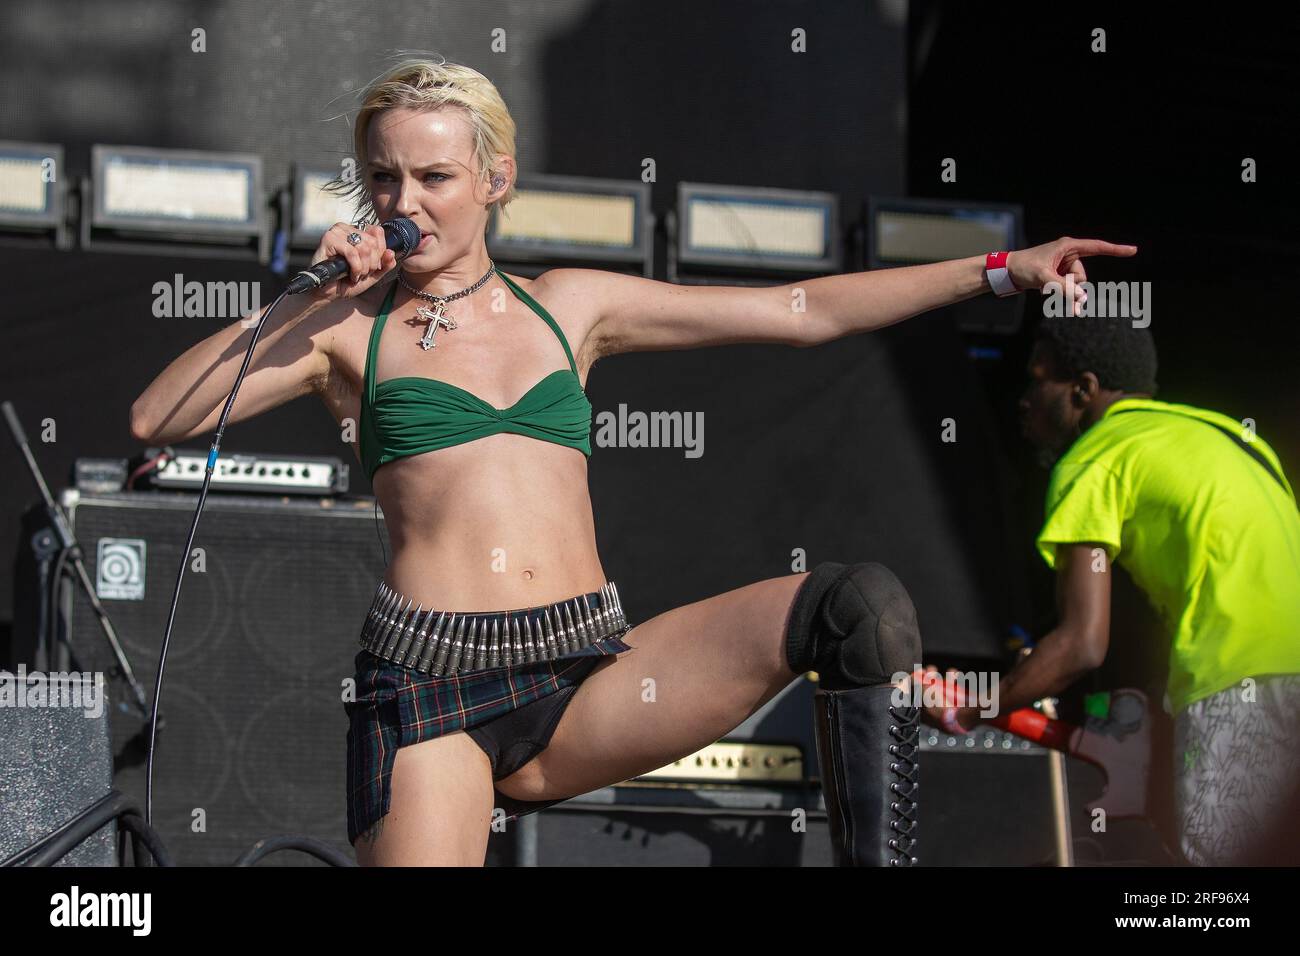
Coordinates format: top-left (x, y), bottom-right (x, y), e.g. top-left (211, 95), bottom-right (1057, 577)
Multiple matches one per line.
top-left (521, 568), bottom-right (535, 581)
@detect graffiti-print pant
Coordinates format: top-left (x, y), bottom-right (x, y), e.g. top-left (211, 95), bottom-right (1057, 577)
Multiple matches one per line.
top-left (1174, 674), bottom-right (1300, 865)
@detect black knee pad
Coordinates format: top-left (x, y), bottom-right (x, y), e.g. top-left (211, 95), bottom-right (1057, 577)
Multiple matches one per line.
top-left (785, 561), bottom-right (921, 691)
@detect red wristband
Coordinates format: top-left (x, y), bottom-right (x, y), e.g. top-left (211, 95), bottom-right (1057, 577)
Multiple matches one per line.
top-left (985, 251), bottom-right (1020, 297)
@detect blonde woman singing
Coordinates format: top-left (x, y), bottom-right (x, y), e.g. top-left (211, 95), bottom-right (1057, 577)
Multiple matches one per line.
top-left (130, 57), bottom-right (1135, 866)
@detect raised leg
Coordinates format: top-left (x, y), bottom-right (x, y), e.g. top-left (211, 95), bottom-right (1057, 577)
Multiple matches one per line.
top-left (496, 562), bottom-right (923, 867)
top-left (497, 573), bottom-right (808, 805)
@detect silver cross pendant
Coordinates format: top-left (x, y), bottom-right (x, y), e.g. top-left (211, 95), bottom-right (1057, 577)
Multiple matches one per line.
top-left (416, 301), bottom-right (458, 350)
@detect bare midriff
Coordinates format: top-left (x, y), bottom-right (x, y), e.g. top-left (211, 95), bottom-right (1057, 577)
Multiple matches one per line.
top-left (371, 430), bottom-right (608, 613)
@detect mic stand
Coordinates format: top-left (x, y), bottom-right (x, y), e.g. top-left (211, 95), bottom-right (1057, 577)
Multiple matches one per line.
top-left (1, 401), bottom-right (148, 716)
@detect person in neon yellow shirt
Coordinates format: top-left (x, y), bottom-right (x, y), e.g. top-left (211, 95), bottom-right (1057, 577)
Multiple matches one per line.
top-left (932, 314), bottom-right (1300, 865)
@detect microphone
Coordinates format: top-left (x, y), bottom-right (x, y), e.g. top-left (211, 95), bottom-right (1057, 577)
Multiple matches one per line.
top-left (285, 217), bottom-right (422, 295)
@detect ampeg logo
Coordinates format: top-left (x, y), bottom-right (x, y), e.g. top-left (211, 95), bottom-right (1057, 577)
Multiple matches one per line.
top-left (96, 538), bottom-right (146, 600)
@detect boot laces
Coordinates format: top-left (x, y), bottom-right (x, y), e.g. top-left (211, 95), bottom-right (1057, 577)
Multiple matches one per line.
top-left (885, 704), bottom-right (920, 866)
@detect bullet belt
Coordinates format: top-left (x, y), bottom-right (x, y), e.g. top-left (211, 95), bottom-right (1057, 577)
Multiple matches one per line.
top-left (359, 580), bottom-right (630, 676)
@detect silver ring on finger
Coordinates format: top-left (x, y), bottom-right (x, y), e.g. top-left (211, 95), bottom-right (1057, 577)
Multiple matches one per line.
top-left (346, 232), bottom-right (363, 246)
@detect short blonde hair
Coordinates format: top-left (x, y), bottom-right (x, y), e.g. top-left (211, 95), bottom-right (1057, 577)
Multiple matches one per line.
top-left (324, 54), bottom-right (518, 225)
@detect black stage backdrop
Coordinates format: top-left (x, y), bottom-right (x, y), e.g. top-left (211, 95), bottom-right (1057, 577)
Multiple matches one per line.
top-left (4, 2), bottom-right (1295, 677)
top-left (906, 3), bottom-right (1300, 685)
top-left (3, 1), bottom-right (940, 651)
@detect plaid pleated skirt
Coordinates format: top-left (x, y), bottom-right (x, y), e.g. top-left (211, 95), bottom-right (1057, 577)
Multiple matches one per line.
top-left (344, 584), bottom-right (635, 846)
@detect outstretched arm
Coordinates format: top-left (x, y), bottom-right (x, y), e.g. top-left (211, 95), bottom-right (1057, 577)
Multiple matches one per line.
top-left (568, 236), bottom-right (1137, 359)
top-left (794, 236), bottom-right (1136, 345)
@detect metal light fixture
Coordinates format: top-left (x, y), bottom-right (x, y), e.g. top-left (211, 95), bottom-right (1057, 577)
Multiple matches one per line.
top-left (82, 144), bottom-right (267, 261)
top-left (0, 140), bottom-right (70, 249)
top-left (487, 173), bottom-right (653, 276)
top-left (671, 181), bottom-right (841, 281)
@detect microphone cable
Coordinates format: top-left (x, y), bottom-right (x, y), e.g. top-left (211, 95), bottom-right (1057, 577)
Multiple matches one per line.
top-left (144, 286), bottom-right (292, 831)
top-left (144, 217), bottom-right (419, 835)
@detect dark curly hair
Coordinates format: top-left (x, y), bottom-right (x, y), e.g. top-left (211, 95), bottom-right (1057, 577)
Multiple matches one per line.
top-left (1035, 315), bottom-right (1158, 395)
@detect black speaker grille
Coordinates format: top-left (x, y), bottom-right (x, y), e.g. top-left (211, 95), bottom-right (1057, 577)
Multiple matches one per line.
top-left (64, 490), bottom-right (389, 866)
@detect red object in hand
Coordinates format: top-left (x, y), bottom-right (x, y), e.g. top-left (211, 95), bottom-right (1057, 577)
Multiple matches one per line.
top-left (911, 668), bottom-right (1073, 747)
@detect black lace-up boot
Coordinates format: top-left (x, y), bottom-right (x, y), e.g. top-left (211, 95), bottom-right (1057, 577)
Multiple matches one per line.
top-left (814, 682), bottom-right (919, 866)
top-left (785, 561), bottom-right (922, 867)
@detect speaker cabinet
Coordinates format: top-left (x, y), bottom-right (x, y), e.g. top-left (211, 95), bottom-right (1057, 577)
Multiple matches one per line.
top-left (50, 488), bottom-right (388, 866)
top-left (0, 672), bottom-right (116, 865)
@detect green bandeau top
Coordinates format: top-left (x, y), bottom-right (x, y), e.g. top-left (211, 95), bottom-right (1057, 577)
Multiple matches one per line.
top-left (359, 271), bottom-right (593, 480)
